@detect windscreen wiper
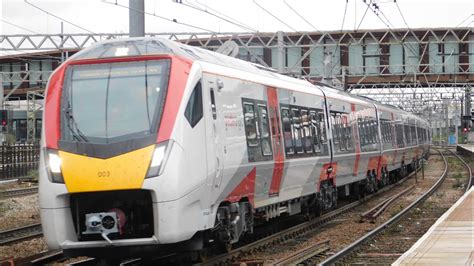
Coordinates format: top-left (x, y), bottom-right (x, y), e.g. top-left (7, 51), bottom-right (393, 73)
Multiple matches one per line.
top-left (65, 104), bottom-right (89, 143)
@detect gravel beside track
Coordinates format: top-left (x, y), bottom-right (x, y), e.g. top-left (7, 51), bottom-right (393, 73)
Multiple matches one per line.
top-left (0, 223), bottom-right (42, 245)
top-left (196, 159), bottom-right (428, 265)
top-left (231, 151), bottom-right (445, 265)
top-left (0, 187), bottom-right (38, 198)
top-left (0, 238), bottom-right (47, 262)
top-left (323, 149), bottom-right (469, 265)
top-left (0, 194), bottom-right (40, 231)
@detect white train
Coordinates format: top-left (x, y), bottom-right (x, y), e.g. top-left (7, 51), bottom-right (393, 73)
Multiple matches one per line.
top-left (39, 37), bottom-right (430, 257)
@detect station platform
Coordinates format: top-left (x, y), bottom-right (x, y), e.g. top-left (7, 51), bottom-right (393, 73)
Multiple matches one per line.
top-left (457, 144), bottom-right (474, 158)
top-left (393, 187), bottom-right (474, 265)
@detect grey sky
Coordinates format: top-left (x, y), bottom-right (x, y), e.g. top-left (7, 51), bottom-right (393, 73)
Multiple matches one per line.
top-left (1, 0), bottom-right (473, 36)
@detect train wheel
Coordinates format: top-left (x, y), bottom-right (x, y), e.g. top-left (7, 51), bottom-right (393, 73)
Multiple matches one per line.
top-left (365, 173), bottom-right (374, 194)
top-left (319, 182), bottom-right (337, 210)
top-left (382, 168), bottom-right (389, 187)
top-left (352, 182), bottom-right (362, 200)
top-left (197, 248), bottom-right (209, 262)
top-left (372, 171), bottom-right (378, 192)
top-left (223, 242), bottom-right (232, 253)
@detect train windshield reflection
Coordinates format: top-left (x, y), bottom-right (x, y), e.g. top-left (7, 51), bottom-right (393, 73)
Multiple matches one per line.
top-left (62, 60), bottom-right (170, 143)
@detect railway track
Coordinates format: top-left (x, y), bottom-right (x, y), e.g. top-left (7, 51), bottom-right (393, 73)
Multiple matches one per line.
top-left (359, 185), bottom-right (415, 223)
top-left (319, 148), bottom-right (453, 265)
top-left (201, 166), bottom-right (421, 266)
top-left (273, 239), bottom-right (330, 265)
top-left (0, 186), bottom-right (38, 198)
top-left (6, 153), bottom-right (450, 265)
top-left (447, 149), bottom-right (473, 190)
top-left (0, 223), bottom-right (42, 245)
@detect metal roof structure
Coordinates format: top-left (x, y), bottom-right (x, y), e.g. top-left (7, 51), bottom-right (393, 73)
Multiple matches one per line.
top-left (1, 27), bottom-right (473, 114)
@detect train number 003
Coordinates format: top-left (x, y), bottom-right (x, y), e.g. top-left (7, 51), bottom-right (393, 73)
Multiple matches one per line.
top-left (97, 171), bottom-right (111, 177)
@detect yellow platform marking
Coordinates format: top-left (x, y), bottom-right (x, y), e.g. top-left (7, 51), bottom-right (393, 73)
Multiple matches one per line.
top-left (59, 145), bottom-right (155, 193)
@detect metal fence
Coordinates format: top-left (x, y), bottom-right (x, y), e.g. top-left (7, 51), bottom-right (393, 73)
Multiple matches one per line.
top-left (0, 142), bottom-right (40, 179)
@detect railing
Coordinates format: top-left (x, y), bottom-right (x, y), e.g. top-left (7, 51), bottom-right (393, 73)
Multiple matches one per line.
top-left (0, 142), bottom-right (40, 179)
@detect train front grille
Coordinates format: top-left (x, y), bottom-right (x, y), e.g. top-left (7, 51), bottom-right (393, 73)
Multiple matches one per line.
top-left (70, 189), bottom-right (154, 241)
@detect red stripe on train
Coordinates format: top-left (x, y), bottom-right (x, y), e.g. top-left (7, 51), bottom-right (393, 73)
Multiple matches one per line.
top-left (267, 87), bottom-right (285, 196)
top-left (319, 162), bottom-right (337, 190)
top-left (44, 64), bottom-right (67, 149)
top-left (225, 167), bottom-right (256, 207)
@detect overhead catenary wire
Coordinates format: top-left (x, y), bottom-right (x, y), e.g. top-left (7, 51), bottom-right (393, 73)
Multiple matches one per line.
top-left (194, 0), bottom-right (257, 33)
top-left (253, 0), bottom-right (299, 32)
top-left (24, 0), bottom-right (96, 34)
top-left (177, 0), bottom-right (257, 32)
top-left (353, 0), bottom-right (357, 30)
top-left (341, 0), bottom-right (349, 32)
top-left (102, 0), bottom-right (217, 33)
top-left (356, 2), bottom-right (370, 31)
top-left (455, 13), bottom-right (473, 27)
top-left (282, 0), bottom-right (322, 33)
top-left (366, 1), bottom-right (448, 101)
top-left (327, 0), bottom-right (351, 79)
top-left (364, 1), bottom-right (394, 30)
top-left (395, 1), bottom-right (410, 30)
top-left (390, 0), bottom-right (437, 89)
top-left (1, 19), bottom-right (36, 34)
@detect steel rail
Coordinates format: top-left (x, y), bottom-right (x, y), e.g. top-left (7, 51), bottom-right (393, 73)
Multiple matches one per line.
top-left (273, 239), bottom-right (330, 265)
top-left (204, 165), bottom-right (421, 265)
top-left (0, 223), bottom-right (42, 245)
top-left (320, 149), bottom-right (448, 265)
top-left (360, 185), bottom-right (415, 223)
top-left (0, 187), bottom-right (38, 198)
top-left (29, 250), bottom-right (66, 265)
top-left (448, 149), bottom-right (473, 190)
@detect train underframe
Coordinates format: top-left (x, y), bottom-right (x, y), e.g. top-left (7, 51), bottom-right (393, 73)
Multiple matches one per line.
top-left (64, 154), bottom-right (427, 261)
top-left (210, 154), bottom-right (427, 255)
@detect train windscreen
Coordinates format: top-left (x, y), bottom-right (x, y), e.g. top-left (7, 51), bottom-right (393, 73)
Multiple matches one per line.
top-left (61, 60), bottom-right (170, 143)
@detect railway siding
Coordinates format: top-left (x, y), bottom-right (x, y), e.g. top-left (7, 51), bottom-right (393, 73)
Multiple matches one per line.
top-left (195, 154), bottom-right (435, 265)
top-left (321, 148), bottom-right (470, 265)
top-left (231, 151), bottom-right (444, 265)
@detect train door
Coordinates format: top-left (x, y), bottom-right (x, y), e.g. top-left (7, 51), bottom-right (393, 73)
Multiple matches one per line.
top-left (267, 87), bottom-right (285, 196)
top-left (203, 74), bottom-right (225, 192)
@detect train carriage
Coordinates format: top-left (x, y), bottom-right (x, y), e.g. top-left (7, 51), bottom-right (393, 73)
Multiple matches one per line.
top-left (39, 37), bottom-right (431, 258)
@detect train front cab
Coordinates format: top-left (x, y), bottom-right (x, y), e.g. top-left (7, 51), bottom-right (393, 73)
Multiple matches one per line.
top-left (39, 42), bottom-right (219, 257)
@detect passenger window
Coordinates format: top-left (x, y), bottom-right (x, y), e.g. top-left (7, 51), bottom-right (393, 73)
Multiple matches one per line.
top-left (396, 124), bottom-right (405, 147)
top-left (331, 113), bottom-right (339, 150)
top-left (319, 112), bottom-right (327, 144)
top-left (336, 114), bottom-right (345, 151)
top-left (291, 108), bottom-right (303, 153)
top-left (310, 111), bottom-right (321, 153)
top-left (184, 82), bottom-right (203, 128)
top-left (301, 110), bottom-right (313, 153)
top-left (342, 114), bottom-right (352, 151)
top-left (404, 124), bottom-right (411, 146)
top-left (258, 105), bottom-right (273, 156)
top-left (372, 119), bottom-right (378, 143)
top-left (281, 108), bottom-right (294, 154)
top-left (243, 103), bottom-right (258, 147)
top-left (358, 118), bottom-right (365, 147)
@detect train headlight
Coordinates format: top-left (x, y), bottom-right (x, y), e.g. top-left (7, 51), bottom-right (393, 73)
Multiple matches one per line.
top-left (46, 149), bottom-right (64, 183)
top-left (49, 153), bottom-right (62, 173)
top-left (146, 140), bottom-right (173, 178)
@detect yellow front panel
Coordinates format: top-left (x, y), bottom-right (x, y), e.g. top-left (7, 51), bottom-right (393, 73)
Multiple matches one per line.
top-left (59, 145), bottom-right (155, 193)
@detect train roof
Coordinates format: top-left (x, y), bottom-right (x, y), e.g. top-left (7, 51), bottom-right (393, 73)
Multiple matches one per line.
top-left (69, 37), bottom-right (315, 87)
top-left (68, 37), bottom-right (428, 126)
